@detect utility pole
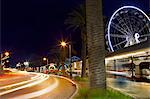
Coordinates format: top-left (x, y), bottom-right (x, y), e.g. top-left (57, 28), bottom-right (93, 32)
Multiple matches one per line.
top-left (69, 44), bottom-right (72, 79)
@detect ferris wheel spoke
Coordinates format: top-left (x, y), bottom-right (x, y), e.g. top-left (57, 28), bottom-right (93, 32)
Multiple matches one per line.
top-left (140, 38), bottom-right (148, 42)
top-left (124, 40), bottom-right (130, 47)
top-left (140, 34), bottom-right (150, 37)
top-left (129, 20), bottom-right (135, 33)
top-left (111, 22), bottom-right (129, 35)
top-left (113, 40), bottom-right (126, 47)
top-left (118, 14), bottom-right (133, 34)
top-left (110, 34), bottom-right (126, 38)
top-left (131, 16), bottom-right (141, 33)
top-left (116, 16), bottom-right (129, 33)
top-left (138, 23), bottom-right (149, 33)
top-left (133, 24), bottom-right (140, 33)
top-left (124, 14), bottom-right (135, 34)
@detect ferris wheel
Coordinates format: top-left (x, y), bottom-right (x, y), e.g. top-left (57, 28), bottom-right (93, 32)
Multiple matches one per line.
top-left (107, 6), bottom-right (150, 52)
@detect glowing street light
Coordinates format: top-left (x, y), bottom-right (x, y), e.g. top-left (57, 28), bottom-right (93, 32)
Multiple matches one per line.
top-left (60, 41), bottom-right (67, 47)
top-left (4, 52), bottom-right (10, 56)
top-left (43, 57), bottom-right (47, 61)
top-left (60, 41), bottom-right (72, 78)
top-left (43, 57), bottom-right (49, 65)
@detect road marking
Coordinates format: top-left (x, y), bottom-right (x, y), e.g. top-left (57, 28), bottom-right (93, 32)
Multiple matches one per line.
top-left (12, 78), bottom-right (59, 99)
top-left (0, 74), bottom-right (49, 96)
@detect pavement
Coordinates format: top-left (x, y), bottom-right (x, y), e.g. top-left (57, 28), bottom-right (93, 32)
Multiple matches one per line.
top-left (107, 78), bottom-right (150, 99)
top-left (0, 71), bottom-right (77, 99)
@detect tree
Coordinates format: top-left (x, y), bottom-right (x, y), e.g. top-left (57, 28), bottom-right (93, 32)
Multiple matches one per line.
top-left (86, 0), bottom-right (106, 89)
top-left (49, 48), bottom-right (61, 68)
top-left (64, 4), bottom-right (87, 78)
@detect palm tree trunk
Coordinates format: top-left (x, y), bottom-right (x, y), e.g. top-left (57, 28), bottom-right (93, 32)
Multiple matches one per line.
top-left (86, 0), bottom-right (106, 89)
top-left (81, 32), bottom-right (87, 78)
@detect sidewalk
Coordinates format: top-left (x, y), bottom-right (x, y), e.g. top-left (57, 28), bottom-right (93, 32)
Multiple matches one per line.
top-left (107, 78), bottom-right (150, 98)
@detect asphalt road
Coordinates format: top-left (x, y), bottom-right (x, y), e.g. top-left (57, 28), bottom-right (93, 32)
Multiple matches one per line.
top-left (0, 72), bottom-right (76, 99)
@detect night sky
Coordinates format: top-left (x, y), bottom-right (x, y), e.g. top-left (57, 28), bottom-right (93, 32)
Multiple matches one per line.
top-left (1, 0), bottom-right (149, 65)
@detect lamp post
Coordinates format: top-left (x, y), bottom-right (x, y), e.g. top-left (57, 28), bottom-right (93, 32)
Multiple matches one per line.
top-left (69, 44), bottom-right (72, 79)
top-left (43, 57), bottom-right (49, 72)
top-left (43, 57), bottom-right (49, 65)
top-left (60, 41), bottom-right (72, 78)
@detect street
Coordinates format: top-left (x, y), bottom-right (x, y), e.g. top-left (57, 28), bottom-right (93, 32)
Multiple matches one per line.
top-left (0, 71), bottom-right (76, 99)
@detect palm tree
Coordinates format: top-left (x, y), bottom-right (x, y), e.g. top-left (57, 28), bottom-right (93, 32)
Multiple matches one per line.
top-left (49, 48), bottom-right (61, 68)
top-left (64, 4), bottom-right (87, 78)
top-left (86, 0), bottom-right (106, 89)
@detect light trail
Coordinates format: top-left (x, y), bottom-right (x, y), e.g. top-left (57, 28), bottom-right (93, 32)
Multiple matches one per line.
top-left (11, 78), bottom-right (59, 99)
top-left (0, 74), bottom-right (49, 96)
top-left (0, 73), bottom-right (41, 90)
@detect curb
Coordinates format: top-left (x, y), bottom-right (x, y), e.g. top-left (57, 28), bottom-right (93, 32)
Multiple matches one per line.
top-left (108, 86), bottom-right (135, 99)
top-left (49, 74), bottom-right (79, 99)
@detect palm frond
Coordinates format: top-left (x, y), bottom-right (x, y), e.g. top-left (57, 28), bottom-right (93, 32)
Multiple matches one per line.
top-left (64, 4), bottom-right (85, 31)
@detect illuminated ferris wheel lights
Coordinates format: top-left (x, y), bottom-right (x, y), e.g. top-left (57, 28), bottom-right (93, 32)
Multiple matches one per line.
top-left (107, 6), bottom-right (150, 52)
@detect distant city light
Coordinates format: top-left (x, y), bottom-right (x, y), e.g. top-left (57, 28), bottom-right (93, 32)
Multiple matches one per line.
top-left (16, 63), bottom-right (21, 67)
top-left (6, 60), bottom-right (9, 63)
top-left (24, 62), bottom-right (29, 66)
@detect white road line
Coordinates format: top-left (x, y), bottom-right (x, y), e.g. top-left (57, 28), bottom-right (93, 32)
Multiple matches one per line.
top-left (12, 78), bottom-right (59, 99)
top-left (0, 74), bottom-right (49, 96)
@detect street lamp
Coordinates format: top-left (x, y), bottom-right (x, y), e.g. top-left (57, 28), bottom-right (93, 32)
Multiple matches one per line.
top-left (60, 41), bottom-right (72, 78)
top-left (60, 41), bottom-right (67, 47)
top-left (4, 52), bottom-right (10, 56)
top-left (43, 57), bottom-right (49, 65)
top-left (43, 57), bottom-right (49, 72)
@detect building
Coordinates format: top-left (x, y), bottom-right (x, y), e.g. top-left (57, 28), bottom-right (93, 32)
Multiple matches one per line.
top-left (106, 38), bottom-right (150, 82)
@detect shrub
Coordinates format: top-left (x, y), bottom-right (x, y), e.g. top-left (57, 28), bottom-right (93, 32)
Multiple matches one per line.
top-left (76, 88), bottom-right (89, 99)
top-left (74, 76), bottom-right (88, 82)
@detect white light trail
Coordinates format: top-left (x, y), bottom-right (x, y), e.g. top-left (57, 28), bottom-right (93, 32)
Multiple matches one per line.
top-left (12, 78), bottom-right (59, 99)
top-left (0, 73), bottom-right (41, 90)
top-left (105, 48), bottom-right (150, 61)
top-left (0, 74), bottom-right (49, 96)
